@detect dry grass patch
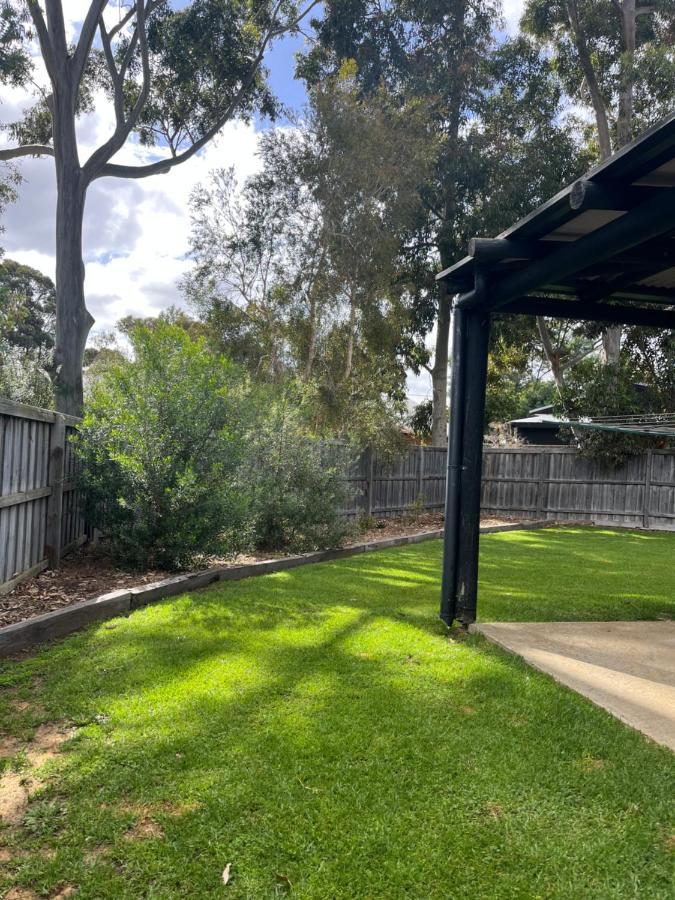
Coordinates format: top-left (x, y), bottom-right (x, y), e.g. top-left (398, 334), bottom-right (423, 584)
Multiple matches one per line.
top-left (50, 886), bottom-right (76, 899)
top-left (0, 722), bottom-right (74, 825)
top-left (123, 819), bottom-right (164, 841)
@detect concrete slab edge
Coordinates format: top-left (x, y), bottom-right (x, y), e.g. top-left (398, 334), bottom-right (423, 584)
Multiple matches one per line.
top-left (468, 622), bottom-right (674, 750)
top-left (0, 519), bottom-right (560, 658)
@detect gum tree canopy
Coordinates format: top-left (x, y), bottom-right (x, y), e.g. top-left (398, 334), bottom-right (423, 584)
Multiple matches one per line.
top-left (0, 1), bottom-right (317, 415)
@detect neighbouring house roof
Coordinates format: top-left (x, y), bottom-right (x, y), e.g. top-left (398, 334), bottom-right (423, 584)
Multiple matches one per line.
top-left (509, 414), bottom-right (561, 429)
top-left (510, 412), bottom-right (675, 437)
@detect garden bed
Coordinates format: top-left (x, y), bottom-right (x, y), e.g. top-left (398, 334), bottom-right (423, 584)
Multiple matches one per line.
top-left (0, 514), bottom-right (516, 630)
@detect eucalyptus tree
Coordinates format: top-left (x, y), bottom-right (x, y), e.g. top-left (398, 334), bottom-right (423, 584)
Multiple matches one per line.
top-left (523, 1), bottom-right (675, 364)
top-left (0, 0), bottom-right (318, 415)
top-left (302, 3), bottom-right (584, 444)
top-left (185, 75), bottom-right (429, 445)
top-left (183, 132), bottom-right (326, 381)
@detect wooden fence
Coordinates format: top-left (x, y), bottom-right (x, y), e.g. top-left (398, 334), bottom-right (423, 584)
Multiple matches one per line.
top-left (481, 446), bottom-right (675, 530)
top-left (0, 398), bottom-right (86, 594)
top-left (2, 395), bottom-right (674, 593)
top-left (339, 444), bottom-right (675, 530)
top-left (339, 445), bottom-right (448, 518)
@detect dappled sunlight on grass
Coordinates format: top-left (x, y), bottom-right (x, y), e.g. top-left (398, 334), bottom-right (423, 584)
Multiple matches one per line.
top-left (0, 528), bottom-right (673, 898)
top-left (477, 526), bottom-right (675, 621)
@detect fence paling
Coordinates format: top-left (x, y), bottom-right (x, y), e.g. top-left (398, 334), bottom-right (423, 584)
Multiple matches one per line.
top-left (332, 444), bottom-right (675, 527)
top-left (480, 447), bottom-right (675, 529)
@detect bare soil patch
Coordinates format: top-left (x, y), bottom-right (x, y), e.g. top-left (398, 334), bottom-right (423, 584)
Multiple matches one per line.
top-left (4, 889), bottom-right (38, 900)
top-left (0, 515), bottom-right (518, 631)
top-left (123, 818), bottom-right (164, 841)
top-left (0, 723), bottom-right (74, 825)
top-left (50, 886), bottom-right (76, 898)
top-left (82, 845), bottom-right (110, 865)
top-left (0, 770), bottom-right (33, 826)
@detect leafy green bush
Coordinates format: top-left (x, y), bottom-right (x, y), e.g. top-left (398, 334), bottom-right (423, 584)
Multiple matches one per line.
top-left (75, 322), bottom-right (250, 569)
top-left (558, 359), bottom-right (672, 466)
top-left (247, 390), bottom-right (354, 552)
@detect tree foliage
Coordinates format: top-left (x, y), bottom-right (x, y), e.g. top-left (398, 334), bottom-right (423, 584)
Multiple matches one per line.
top-left (75, 321), bottom-right (251, 569)
top-left (523, 1), bottom-right (675, 152)
top-left (246, 386), bottom-right (352, 551)
top-left (0, 259), bottom-right (56, 406)
top-left (300, 1), bottom-right (587, 444)
top-left (75, 322), bottom-right (358, 566)
top-left (184, 75), bottom-right (429, 448)
top-left (558, 358), bottom-right (674, 466)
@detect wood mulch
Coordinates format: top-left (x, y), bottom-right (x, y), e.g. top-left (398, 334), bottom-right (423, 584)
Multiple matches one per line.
top-left (0, 514), bottom-right (516, 630)
top-left (0, 550), bottom-right (170, 630)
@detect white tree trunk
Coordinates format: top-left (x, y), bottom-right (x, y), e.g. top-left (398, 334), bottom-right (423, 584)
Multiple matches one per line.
top-left (602, 325), bottom-right (622, 366)
top-left (52, 90), bottom-right (93, 416)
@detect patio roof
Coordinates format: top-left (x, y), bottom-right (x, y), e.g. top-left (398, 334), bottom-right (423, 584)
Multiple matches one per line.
top-left (437, 110), bottom-right (675, 328)
top-left (438, 112), bottom-right (675, 629)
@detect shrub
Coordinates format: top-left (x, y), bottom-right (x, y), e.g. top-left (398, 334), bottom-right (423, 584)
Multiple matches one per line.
top-left (247, 389), bottom-right (354, 552)
top-left (558, 359), bottom-right (672, 467)
top-left (75, 322), bottom-right (250, 569)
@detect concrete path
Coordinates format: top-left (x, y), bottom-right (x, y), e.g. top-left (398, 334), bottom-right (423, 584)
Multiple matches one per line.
top-left (471, 621), bottom-right (675, 752)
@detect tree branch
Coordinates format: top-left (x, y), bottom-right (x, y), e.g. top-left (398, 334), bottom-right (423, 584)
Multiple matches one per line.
top-left (71, 0), bottom-right (108, 87)
top-left (92, 0), bottom-right (320, 182)
top-left (0, 144), bottom-right (55, 160)
top-left (26, 0), bottom-right (57, 80)
top-left (98, 19), bottom-right (125, 122)
top-left (43, 0), bottom-right (68, 71)
top-left (565, 0), bottom-right (613, 159)
top-left (84, 1), bottom-right (153, 180)
top-left (94, 5), bottom-right (282, 180)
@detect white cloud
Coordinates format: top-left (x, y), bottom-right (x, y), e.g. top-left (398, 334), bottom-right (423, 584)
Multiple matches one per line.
top-left (2, 86), bottom-right (263, 334)
top-left (502, 0), bottom-right (525, 36)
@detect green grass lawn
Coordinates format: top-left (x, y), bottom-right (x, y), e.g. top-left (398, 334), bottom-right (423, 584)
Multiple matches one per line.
top-left (0, 527), bottom-right (673, 899)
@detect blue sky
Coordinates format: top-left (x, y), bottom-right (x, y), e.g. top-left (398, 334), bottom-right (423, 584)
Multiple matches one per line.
top-left (265, 32), bottom-right (310, 115)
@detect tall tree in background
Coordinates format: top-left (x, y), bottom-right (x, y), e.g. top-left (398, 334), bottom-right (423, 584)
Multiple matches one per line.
top-left (302, 2), bottom-right (584, 444)
top-left (0, 0), bottom-right (318, 415)
top-left (185, 75), bottom-right (430, 444)
top-left (523, 0), bottom-right (675, 365)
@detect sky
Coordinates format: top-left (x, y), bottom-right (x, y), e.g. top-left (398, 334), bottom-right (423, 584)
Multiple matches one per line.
top-left (0, 0), bottom-right (525, 403)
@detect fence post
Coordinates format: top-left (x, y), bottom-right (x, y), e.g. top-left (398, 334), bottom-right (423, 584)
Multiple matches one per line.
top-left (536, 452), bottom-right (547, 519)
top-left (418, 445), bottom-right (425, 502)
top-left (365, 446), bottom-right (375, 517)
top-left (643, 449), bottom-right (654, 529)
top-left (45, 413), bottom-right (66, 568)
